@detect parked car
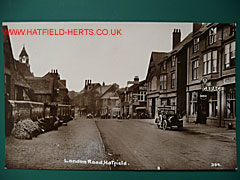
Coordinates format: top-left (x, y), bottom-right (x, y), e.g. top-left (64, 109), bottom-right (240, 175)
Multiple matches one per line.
top-left (86, 113), bottom-right (93, 119)
top-left (155, 106), bottom-right (183, 130)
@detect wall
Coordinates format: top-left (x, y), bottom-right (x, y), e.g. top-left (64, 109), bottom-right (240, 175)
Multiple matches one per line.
top-left (8, 100), bottom-right (44, 123)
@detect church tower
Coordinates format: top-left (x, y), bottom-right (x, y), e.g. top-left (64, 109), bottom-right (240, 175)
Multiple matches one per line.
top-left (19, 44), bottom-right (29, 65)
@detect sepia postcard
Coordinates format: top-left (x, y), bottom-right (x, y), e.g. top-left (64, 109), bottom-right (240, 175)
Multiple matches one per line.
top-left (3, 22), bottom-right (237, 170)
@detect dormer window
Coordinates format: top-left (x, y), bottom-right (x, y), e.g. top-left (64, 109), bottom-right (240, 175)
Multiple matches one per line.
top-left (163, 61), bottom-right (167, 70)
top-left (209, 27), bottom-right (217, 45)
top-left (193, 38), bottom-right (199, 52)
top-left (229, 24), bottom-right (236, 36)
top-left (171, 55), bottom-right (176, 67)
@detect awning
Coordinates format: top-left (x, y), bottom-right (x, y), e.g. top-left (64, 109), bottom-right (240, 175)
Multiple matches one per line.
top-left (135, 107), bottom-right (147, 110)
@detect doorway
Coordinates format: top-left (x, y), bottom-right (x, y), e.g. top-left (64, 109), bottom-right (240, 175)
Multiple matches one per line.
top-left (152, 98), bottom-right (156, 118)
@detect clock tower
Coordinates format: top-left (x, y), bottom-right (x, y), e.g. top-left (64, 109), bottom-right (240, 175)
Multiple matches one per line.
top-left (19, 44), bottom-right (29, 65)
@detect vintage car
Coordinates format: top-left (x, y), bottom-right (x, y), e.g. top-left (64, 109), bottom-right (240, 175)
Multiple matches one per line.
top-left (155, 106), bottom-right (183, 130)
top-left (86, 113), bottom-right (93, 119)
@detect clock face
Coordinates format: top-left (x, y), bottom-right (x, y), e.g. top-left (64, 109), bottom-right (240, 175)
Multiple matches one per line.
top-left (22, 56), bottom-right (26, 63)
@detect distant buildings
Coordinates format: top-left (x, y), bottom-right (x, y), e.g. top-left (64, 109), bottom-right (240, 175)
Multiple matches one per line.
top-left (121, 76), bottom-right (147, 119)
top-left (77, 80), bottom-right (120, 118)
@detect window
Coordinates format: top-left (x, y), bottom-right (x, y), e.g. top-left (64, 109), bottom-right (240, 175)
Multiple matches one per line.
top-left (161, 98), bottom-right (168, 106)
top-left (170, 97), bottom-right (176, 111)
top-left (160, 75), bottom-right (167, 90)
top-left (139, 91), bottom-right (146, 101)
top-left (226, 86), bottom-right (236, 119)
top-left (171, 72), bottom-right (175, 89)
top-left (229, 24), bottom-right (236, 36)
top-left (189, 92), bottom-right (198, 115)
top-left (212, 51), bottom-right (217, 73)
top-left (151, 76), bottom-right (157, 91)
top-left (163, 61), bottom-right (167, 70)
top-left (171, 55), bottom-right (176, 67)
top-left (193, 38), bottom-right (199, 52)
top-left (203, 50), bottom-right (218, 75)
top-left (224, 41), bottom-right (236, 69)
top-left (209, 92), bottom-right (217, 117)
top-left (209, 27), bottom-right (217, 45)
top-left (192, 59), bottom-right (199, 80)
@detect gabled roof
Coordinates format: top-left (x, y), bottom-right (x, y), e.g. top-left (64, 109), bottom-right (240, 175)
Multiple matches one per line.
top-left (58, 80), bottom-right (67, 89)
top-left (25, 77), bottom-right (53, 94)
top-left (127, 80), bottom-right (146, 92)
top-left (14, 72), bottom-right (32, 89)
top-left (146, 52), bottom-right (169, 80)
top-left (99, 83), bottom-right (119, 99)
top-left (19, 45), bottom-right (28, 57)
top-left (96, 85), bottom-right (112, 95)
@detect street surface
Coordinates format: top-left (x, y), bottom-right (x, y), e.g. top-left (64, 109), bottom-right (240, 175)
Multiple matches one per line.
top-left (5, 116), bottom-right (237, 170)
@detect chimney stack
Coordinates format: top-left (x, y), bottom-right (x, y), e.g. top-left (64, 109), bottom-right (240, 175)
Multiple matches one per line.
top-left (172, 29), bottom-right (181, 49)
top-left (193, 23), bottom-right (202, 34)
top-left (134, 76), bottom-right (139, 84)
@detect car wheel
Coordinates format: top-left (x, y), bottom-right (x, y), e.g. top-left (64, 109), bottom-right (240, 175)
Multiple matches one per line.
top-left (163, 120), bottom-right (167, 130)
top-left (178, 124), bottom-right (183, 130)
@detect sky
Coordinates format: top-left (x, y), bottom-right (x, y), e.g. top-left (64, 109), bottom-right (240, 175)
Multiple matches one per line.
top-left (4, 22), bottom-right (192, 92)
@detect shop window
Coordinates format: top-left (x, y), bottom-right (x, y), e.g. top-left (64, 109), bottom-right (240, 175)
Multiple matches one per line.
top-left (189, 92), bottom-right (198, 115)
top-left (226, 86), bottom-right (236, 119)
top-left (170, 97), bottom-right (176, 111)
top-left (209, 92), bottom-right (217, 117)
top-left (161, 99), bottom-right (168, 106)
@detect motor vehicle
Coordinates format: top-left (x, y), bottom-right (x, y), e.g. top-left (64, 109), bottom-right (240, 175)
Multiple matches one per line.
top-left (86, 113), bottom-right (93, 119)
top-left (155, 106), bottom-right (183, 130)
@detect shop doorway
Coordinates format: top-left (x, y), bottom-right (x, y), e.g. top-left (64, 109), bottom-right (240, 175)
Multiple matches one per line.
top-left (152, 98), bottom-right (156, 118)
top-left (197, 99), bottom-right (209, 124)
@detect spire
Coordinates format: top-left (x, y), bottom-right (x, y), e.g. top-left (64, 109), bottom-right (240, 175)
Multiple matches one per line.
top-left (19, 44), bottom-right (28, 58)
top-left (19, 44), bottom-right (29, 64)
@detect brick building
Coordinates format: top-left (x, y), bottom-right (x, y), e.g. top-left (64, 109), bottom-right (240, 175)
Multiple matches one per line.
top-left (3, 26), bottom-right (34, 101)
top-left (146, 29), bottom-right (191, 118)
top-left (186, 23), bottom-right (236, 128)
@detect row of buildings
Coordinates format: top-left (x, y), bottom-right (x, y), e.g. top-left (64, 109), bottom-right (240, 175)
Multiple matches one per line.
top-left (3, 25), bottom-right (70, 105)
top-left (92, 23), bottom-right (236, 128)
top-left (144, 23), bottom-right (236, 128)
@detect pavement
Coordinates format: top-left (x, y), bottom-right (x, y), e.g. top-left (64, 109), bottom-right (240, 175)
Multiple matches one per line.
top-left (5, 116), bottom-right (108, 170)
top-left (125, 118), bottom-right (236, 141)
